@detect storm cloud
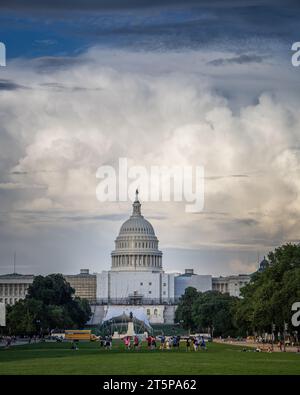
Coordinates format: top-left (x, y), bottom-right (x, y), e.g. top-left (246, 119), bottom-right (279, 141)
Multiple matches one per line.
top-left (0, 1), bottom-right (300, 276)
top-left (0, 46), bottom-right (299, 277)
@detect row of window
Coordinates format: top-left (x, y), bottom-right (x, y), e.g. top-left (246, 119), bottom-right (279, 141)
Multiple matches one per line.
top-left (117, 241), bottom-right (158, 249)
top-left (214, 281), bottom-right (248, 289)
top-left (123, 227), bottom-right (152, 234)
top-left (147, 308), bottom-right (158, 316)
top-left (0, 284), bottom-right (28, 296)
top-left (113, 256), bottom-right (162, 267)
top-left (0, 284), bottom-right (28, 290)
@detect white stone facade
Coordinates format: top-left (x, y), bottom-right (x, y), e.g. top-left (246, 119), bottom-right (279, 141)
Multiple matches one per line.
top-left (212, 274), bottom-right (251, 297)
top-left (96, 271), bottom-right (177, 303)
top-left (0, 274), bottom-right (34, 305)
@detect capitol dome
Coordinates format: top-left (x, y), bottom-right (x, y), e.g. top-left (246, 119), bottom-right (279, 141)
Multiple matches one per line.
top-left (120, 216), bottom-right (155, 235)
top-left (111, 190), bottom-right (163, 272)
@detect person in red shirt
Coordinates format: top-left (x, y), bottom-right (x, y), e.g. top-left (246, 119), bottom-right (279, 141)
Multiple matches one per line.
top-left (147, 335), bottom-right (152, 350)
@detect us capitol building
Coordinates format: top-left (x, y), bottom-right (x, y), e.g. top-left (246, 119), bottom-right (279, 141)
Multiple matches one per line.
top-left (0, 191), bottom-right (265, 325)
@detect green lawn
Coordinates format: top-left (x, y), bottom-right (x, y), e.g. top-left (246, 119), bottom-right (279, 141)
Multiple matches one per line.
top-left (0, 341), bottom-right (299, 375)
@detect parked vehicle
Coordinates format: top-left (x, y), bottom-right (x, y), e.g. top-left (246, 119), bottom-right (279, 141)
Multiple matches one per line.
top-left (65, 330), bottom-right (98, 341)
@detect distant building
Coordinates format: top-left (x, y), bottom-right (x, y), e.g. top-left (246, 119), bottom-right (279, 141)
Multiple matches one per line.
top-left (96, 191), bottom-right (177, 306)
top-left (64, 269), bottom-right (97, 303)
top-left (212, 274), bottom-right (251, 297)
top-left (0, 269), bottom-right (97, 305)
top-left (0, 273), bottom-right (34, 305)
top-left (174, 269), bottom-right (212, 299)
top-left (258, 256), bottom-right (269, 272)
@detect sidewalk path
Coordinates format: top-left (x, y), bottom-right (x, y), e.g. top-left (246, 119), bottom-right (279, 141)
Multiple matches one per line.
top-left (214, 339), bottom-right (299, 353)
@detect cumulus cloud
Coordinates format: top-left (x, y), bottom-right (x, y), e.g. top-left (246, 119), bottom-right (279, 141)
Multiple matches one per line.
top-left (0, 48), bottom-right (299, 275)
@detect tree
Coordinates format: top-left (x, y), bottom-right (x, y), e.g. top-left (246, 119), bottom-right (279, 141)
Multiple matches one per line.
top-left (68, 297), bottom-right (92, 328)
top-left (192, 291), bottom-right (238, 337)
top-left (175, 287), bottom-right (199, 332)
top-left (175, 287), bottom-right (238, 337)
top-left (235, 243), bottom-right (300, 336)
top-left (6, 299), bottom-right (43, 335)
top-left (27, 274), bottom-right (75, 305)
top-left (6, 274), bottom-right (91, 335)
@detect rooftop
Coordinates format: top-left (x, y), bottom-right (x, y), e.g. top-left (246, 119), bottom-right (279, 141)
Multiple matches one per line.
top-left (0, 273), bottom-right (34, 279)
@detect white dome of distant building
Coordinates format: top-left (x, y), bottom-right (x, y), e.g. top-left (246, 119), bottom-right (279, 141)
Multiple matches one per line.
top-left (111, 190), bottom-right (162, 272)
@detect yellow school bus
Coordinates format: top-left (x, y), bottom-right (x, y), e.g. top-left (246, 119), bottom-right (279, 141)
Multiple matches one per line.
top-left (65, 330), bottom-right (98, 341)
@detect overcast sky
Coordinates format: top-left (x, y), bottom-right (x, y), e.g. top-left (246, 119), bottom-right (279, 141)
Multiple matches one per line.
top-left (0, 0), bottom-right (300, 276)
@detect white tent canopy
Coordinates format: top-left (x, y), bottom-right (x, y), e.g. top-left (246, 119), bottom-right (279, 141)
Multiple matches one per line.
top-left (103, 306), bottom-right (151, 328)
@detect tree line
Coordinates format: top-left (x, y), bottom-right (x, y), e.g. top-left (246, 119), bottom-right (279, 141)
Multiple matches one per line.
top-left (175, 244), bottom-right (300, 338)
top-left (3, 274), bottom-right (91, 335)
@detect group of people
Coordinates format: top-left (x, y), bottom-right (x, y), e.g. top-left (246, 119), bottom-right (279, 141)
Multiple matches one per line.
top-left (0, 335), bottom-right (14, 348)
top-left (123, 334), bottom-right (182, 351)
top-left (186, 336), bottom-right (207, 352)
top-left (146, 335), bottom-right (158, 349)
top-left (1, 332), bottom-right (209, 353)
top-left (156, 335), bottom-right (181, 350)
top-left (123, 335), bottom-right (141, 350)
top-left (96, 334), bottom-right (208, 352)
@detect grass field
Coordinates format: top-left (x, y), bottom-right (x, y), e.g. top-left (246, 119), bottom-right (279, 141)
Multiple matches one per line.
top-left (0, 341), bottom-right (300, 375)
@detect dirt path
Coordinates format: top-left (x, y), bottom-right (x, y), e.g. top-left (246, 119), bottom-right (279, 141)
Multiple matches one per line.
top-left (213, 339), bottom-right (299, 353)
